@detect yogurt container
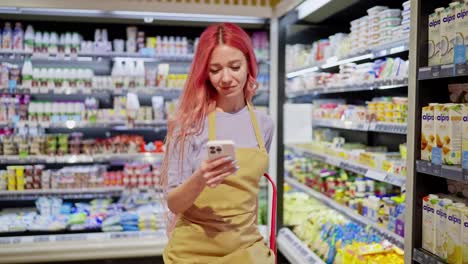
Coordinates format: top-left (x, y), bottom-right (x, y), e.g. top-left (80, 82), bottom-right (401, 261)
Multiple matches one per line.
top-left (379, 9), bottom-right (402, 20)
top-left (367, 6), bottom-right (388, 16)
top-left (380, 17), bottom-right (402, 27)
top-left (402, 1), bottom-right (410, 11)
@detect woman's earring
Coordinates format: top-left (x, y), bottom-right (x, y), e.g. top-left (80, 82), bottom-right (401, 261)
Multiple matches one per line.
top-left (251, 82), bottom-right (259, 91)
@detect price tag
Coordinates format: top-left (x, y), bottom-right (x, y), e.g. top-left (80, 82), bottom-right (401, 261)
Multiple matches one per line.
top-left (431, 65), bottom-right (441, 78)
top-left (463, 169), bottom-right (468, 181)
top-left (365, 170), bottom-right (386, 181)
top-left (432, 164), bottom-right (442, 176)
top-left (0, 238), bottom-right (12, 244)
top-left (33, 236), bottom-right (51, 243)
top-left (455, 64), bottom-right (468, 76)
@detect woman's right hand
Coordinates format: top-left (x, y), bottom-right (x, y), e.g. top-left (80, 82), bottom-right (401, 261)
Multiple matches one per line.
top-left (196, 156), bottom-right (239, 188)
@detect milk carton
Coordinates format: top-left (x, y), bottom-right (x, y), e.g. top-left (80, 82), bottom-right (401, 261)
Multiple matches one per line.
top-left (463, 105), bottom-right (468, 170)
top-left (462, 206), bottom-right (468, 264)
top-left (440, 3), bottom-right (459, 65)
top-left (422, 194), bottom-right (440, 254)
top-left (429, 9), bottom-right (443, 66)
top-left (436, 198), bottom-right (454, 260)
top-left (447, 203), bottom-right (466, 264)
top-left (455, 2), bottom-right (468, 63)
top-left (433, 104), bottom-right (463, 165)
top-left (422, 105), bottom-right (435, 161)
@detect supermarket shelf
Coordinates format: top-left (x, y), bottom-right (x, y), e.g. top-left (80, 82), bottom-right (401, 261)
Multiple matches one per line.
top-left (0, 187), bottom-right (124, 201)
top-left (286, 82), bottom-right (408, 98)
top-left (413, 248), bottom-right (446, 264)
top-left (416, 160), bottom-right (468, 182)
top-left (0, 153), bottom-right (164, 165)
top-left (14, 120), bottom-right (167, 129)
top-left (313, 119), bottom-right (369, 131)
top-left (418, 64), bottom-right (468, 80)
top-left (287, 40), bottom-right (409, 78)
top-left (285, 177), bottom-right (405, 249)
top-left (0, 230), bottom-right (167, 263)
top-left (287, 145), bottom-right (406, 187)
top-left (277, 228), bottom-right (325, 264)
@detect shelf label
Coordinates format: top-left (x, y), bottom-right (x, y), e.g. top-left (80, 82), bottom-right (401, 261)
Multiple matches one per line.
top-left (431, 65), bottom-right (441, 78)
top-left (432, 164), bottom-right (442, 176)
top-left (33, 236), bottom-right (51, 243)
top-left (339, 161), bottom-right (368, 175)
top-left (365, 170), bottom-right (386, 182)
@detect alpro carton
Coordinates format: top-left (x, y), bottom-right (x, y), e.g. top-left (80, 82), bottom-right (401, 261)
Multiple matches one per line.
top-left (433, 104), bottom-right (463, 165)
top-left (455, 2), bottom-right (468, 63)
top-left (462, 206), bottom-right (468, 264)
top-left (447, 203), bottom-right (466, 264)
top-left (435, 198), bottom-right (454, 260)
top-left (429, 10), bottom-right (443, 66)
top-left (440, 3), bottom-right (459, 65)
top-left (422, 194), bottom-right (440, 254)
top-left (463, 105), bottom-right (468, 170)
top-left (422, 105), bottom-right (435, 161)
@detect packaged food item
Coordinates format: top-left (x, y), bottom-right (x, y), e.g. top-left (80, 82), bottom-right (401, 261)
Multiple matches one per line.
top-left (447, 203), bottom-right (465, 264)
top-left (436, 198), bottom-right (454, 260)
top-left (422, 105), bottom-right (435, 161)
top-left (440, 3), bottom-right (458, 65)
top-left (423, 194), bottom-right (440, 254)
top-left (433, 104), bottom-right (463, 165)
top-left (429, 9), bottom-right (444, 66)
top-left (462, 206), bottom-right (468, 264)
top-left (463, 104), bottom-right (468, 170)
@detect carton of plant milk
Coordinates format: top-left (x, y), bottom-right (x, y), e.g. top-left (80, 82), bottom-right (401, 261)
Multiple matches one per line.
top-left (433, 104), bottom-right (463, 165)
top-left (447, 203), bottom-right (466, 264)
top-left (440, 3), bottom-right (459, 65)
top-left (422, 194), bottom-right (440, 254)
top-left (462, 206), bottom-right (468, 264)
top-left (435, 198), bottom-right (453, 260)
top-left (429, 9), bottom-right (443, 66)
top-left (454, 2), bottom-right (468, 64)
top-left (463, 105), bottom-right (468, 170)
top-left (422, 105), bottom-right (435, 161)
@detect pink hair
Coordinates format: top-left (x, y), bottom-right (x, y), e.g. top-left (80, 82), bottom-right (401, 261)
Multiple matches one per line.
top-left (160, 23), bottom-right (259, 234)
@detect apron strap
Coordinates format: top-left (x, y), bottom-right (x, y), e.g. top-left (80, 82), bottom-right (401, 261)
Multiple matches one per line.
top-left (246, 102), bottom-right (267, 152)
top-left (208, 110), bottom-right (216, 141)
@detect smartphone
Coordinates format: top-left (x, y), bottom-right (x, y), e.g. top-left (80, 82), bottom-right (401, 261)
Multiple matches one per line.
top-left (207, 140), bottom-right (236, 160)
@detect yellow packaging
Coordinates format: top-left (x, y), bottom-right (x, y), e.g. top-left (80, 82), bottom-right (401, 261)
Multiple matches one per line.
top-left (421, 105), bottom-right (435, 161)
top-left (434, 104), bottom-right (463, 165)
top-left (447, 203), bottom-right (465, 264)
top-left (436, 198), bottom-right (454, 260)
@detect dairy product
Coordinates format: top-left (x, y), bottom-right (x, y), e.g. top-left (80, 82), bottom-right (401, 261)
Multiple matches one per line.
top-left (428, 8), bottom-right (444, 66)
top-left (436, 198), bottom-right (454, 260)
top-left (433, 104), bottom-right (463, 165)
top-left (422, 105), bottom-right (435, 161)
top-left (440, 3), bottom-right (459, 65)
top-left (454, 2), bottom-right (468, 63)
top-left (423, 194), bottom-right (440, 254)
top-left (447, 203), bottom-right (466, 264)
top-left (21, 59), bottom-right (33, 90)
top-left (464, 105), bottom-right (468, 170)
top-left (2, 22), bottom-right (12, 49)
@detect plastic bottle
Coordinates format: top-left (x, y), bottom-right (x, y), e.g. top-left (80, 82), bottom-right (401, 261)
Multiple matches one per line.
top-left (111, 60), bottom-right (124, 89)
top-left (2, 22), bottom-right (12, 49)
top-left (53, 68), bottom-right (63, 92)
top-left (155, 36), bottom-right (162, 55)
top-left (162, 36), bottom-right (169, 55)
top-left (58, 34), bottom-right (65, 56)
top-left (71, 33), bottom-right (80, 55)
top-left (34, 32), bottom-right (43, 55)
top-left (102, 29), bottom-right (108, 42)
top-left (69, 68), bottom-right (78, 88)
top-left (94, 29), bottom-right (101, 43)
top-left (64, 32), bottom-right (72, 55)
top-left (39, 68), bottom-right (48, 91)
top-left (32, 68), bottom-right (40, 91)
top-left (84, 69), bottom-right (93, 89)
top-left (12, 22), bottom-right (24, 50)
top-left (62, 68), bottom-right (71, 89)
top-left (24, 25), bottom-right (34, 53)
top-left (21, 59), bottom-right (33, 89)
top-left (42, 32), bottom-right (50, 55)
top-left (49, 32), bottom-right (58, 55)
top-left (46, 68), bottom-right (55, 89)
top-left (174, 36), bottom-right (181, 55)
top-left (181, 37), bottom-right (188, 55)
top-left (168, 36), bottom-right (175, 55)
top-left (77, 68), bottom-right (85, 90)
top-left (135, 60), bottom-right (145, 88)
top-left (123, 60), bottom-right (134, 88)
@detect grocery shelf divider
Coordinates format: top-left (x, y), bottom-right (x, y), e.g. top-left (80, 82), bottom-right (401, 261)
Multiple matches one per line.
top-left (0, 230), bottom-right (167, 263)
top-left (0, 153), bottom-right (164, 165)
top-left (287, 146), bottom-right (406, 187)
top-left (415, 160), bottom-right (468, 182)
top-left (287, 82), bottom-right (408, 98)
top-left (0, 187), bottom-right (124, 201)
top-left (277, 227), bottom-right (325, 264)
top-left (312, 119), bottom-right (407, 134)
top-left (412, 248), bottom-right (446, 264)
top-left (285, 177), bottom-right (405, 249)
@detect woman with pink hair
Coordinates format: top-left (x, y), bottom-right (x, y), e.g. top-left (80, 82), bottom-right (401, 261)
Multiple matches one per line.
top-left (161, 23), bottom-right (275, 263)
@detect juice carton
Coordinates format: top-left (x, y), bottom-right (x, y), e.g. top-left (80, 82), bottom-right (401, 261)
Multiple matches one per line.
top-left (422, 105), bottom-right (435, 161)
top-left (433, 104), bottom-right (463, 165)
top-left (436, 198), bottom-right (454, 260)
top-left (447, 203), bottom-right (466, 264)
top-left (454, 2), bottom-right (468, 64)
top-left (423, 194), bottom-right (440, 254)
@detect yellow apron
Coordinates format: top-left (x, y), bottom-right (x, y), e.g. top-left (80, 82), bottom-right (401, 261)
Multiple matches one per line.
top-left (163, 102), bottom-right (274, 264)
